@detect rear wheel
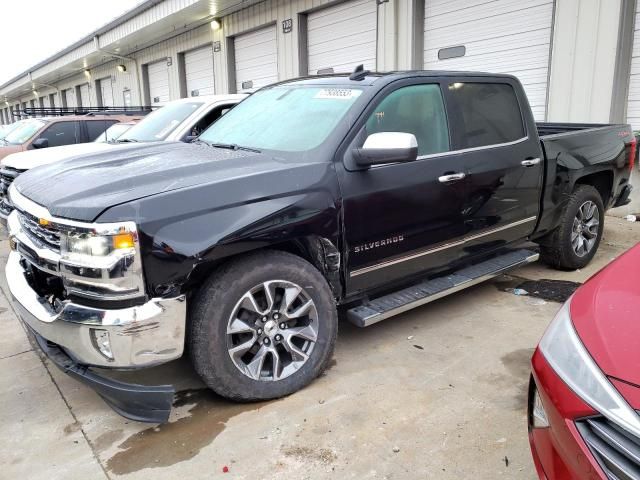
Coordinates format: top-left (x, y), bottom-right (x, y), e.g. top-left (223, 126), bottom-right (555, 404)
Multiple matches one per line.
top-left (539, 185), bottom-right (604, 270)
top-left (189, 250), bottom-right (337, 401)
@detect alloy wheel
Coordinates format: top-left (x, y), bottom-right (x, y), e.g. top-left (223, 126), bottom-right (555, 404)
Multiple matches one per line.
top-left (571, 200), bottom-right (600, 257)
top-left (226, 280), bottom-right (318, 381)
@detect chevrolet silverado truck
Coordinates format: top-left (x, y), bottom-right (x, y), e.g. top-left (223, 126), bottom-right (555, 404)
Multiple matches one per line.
top-left (0, 94), bottom-right (245, 221)
top-left (4, 69), bottom-right (635, 422)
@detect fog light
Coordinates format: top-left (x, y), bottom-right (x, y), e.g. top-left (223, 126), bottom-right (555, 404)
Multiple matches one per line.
top-left (9, 236), bottom-right (17, 251)
top-left (532, 386), bottom-right (549, 428)
top-left (91, 329), bottom-right (114, 360)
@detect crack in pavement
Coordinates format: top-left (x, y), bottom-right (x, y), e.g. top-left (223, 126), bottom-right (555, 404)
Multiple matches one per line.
top-left (0, 348), bottom-right (33, 360)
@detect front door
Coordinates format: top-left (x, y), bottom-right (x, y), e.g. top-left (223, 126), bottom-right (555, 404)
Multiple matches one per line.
top-left (445, 80), bottom-right (543, 254)
top-left (338, 81), bottom-right (469, 293)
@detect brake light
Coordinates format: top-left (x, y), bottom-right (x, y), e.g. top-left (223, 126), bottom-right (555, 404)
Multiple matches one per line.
top-left (628, 136), bottom-right (637, 171)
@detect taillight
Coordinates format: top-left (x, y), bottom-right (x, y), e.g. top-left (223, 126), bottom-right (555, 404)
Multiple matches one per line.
top-left (628, 136), bottom-right (637, 171)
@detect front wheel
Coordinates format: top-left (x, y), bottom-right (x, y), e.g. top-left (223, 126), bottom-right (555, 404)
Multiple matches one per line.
top-left (189, 250), bottom-right (338, 401)
top-left (539, 185), bottom-right (604, 270)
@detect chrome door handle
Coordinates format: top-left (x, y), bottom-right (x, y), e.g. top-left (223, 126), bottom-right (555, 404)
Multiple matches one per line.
top-left (521, 158), bottom-right (541, 167)
top-left (438, 173), bottom-right (466, 183)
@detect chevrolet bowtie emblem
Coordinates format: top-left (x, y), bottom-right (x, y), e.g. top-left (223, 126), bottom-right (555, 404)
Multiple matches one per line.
top-left (38, 218), bottom-right (50, 226)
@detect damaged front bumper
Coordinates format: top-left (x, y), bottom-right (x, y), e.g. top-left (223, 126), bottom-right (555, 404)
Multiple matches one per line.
top-left (6, 250), bottom-right (187, 422)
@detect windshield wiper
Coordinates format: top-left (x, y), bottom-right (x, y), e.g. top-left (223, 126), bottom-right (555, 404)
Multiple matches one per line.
top-left (116, 138), bottom-right (138, 143)
top-left (207, 142), bottom-right (261, 153)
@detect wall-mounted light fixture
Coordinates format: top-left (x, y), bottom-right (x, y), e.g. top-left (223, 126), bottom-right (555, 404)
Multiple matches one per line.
top-left (210, 18), bottom-right (222, 31)
top-left (166, 57), bottom-right (172, 66)
top-left (84, 69), bottom-right (91, 79)
top-left (32, 90), bottom-right (39, 97)
top-left (117, 64), bottom-right (127, 73)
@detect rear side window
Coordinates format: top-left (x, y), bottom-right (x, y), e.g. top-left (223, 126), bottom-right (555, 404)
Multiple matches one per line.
top-left (365, 84), bottom-right (449, 156)
top-left (448, 82), bottom-right (525, 149)
top-left (37, 121), bottom-right (80, 147)
top-left (86, 120), bottom-right (118, 141)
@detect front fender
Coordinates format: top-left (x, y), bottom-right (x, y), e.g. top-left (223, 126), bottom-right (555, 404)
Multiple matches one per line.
top-left (100, 176), bottom-right (341, 298)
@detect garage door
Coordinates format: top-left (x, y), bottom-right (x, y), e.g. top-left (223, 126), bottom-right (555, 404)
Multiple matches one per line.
top-left (627, 4), bottom-right (640, 129)
top-left (234, 25), bottom-right (278, 92)
top-left (307, 0), bottom-right (377, 75)
top-left (148, 60), bottom-right (170, 105)
top-left (185, 45), bottom-right (215, 97)
top-left (424, 0), bottom-right (554, 120)
top-left (79, 84), bottom-right (90, 107)
top-left (65, 88), bottom-right (77, 109)
top-left (100, 78), bottom-right (114, 107)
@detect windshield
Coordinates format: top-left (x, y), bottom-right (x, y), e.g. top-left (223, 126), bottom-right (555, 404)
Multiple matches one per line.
top-left (94, 123), bottom-right (132, 143)
top-left (117, 102), bottom-right (203, 142)
top-left (199, 86), bottom-right (363, 152)
top-left (4, 119), bottom-right (46, 145)
top-left (0, 123), bottom-right (19, 141)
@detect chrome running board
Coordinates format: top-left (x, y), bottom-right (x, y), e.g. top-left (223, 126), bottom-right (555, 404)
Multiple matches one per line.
top-left (346, 249), bottom-right (539, 327)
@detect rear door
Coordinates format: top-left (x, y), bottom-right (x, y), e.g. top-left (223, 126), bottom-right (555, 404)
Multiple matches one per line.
top-left (339, 80), bottom-right (468, 292)
top-left (445, 79), bottom-right (543, 252)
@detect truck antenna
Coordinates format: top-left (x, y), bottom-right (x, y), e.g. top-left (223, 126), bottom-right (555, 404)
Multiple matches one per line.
top-left (349, 64), bottom-right (369, 81)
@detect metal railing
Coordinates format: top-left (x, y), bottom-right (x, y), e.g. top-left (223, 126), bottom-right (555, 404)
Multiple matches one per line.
top-left (15, 105), bottom-right (155, 119)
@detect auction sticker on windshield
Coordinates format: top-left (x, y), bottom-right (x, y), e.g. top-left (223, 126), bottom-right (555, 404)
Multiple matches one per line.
top-left (314, 89), bottom-right (362, 100)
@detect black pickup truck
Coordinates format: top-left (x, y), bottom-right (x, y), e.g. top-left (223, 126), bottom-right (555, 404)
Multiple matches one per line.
top-left (5, 70), bottom-right (635, 422)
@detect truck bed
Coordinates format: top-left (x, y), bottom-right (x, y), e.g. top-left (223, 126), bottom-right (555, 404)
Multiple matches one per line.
top-left (536, 122), bottom-right (615, 137)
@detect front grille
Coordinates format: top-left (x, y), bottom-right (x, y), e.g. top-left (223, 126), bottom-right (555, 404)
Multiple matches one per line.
top-left (18, 211), bottom-right (61, 252)
top-left (577, 416), bottom-right (640, 479)
top-left (0, 167), bottom-right (21, 196)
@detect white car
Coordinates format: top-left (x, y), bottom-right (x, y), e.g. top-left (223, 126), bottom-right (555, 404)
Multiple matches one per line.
top-left (0, 94), bottom-right (245, 219)
top-left (1, 94), bottom-right (245, 172)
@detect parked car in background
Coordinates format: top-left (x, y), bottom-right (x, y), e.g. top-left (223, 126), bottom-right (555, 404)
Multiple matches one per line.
top-left (0, 114), bottom-right (140, 161)
top-left (529, 243), bottom-right (640, 480)
top-left (4, 71), bottom-right (635, 422)
top-left (0, 95), bottom-right (245, 221)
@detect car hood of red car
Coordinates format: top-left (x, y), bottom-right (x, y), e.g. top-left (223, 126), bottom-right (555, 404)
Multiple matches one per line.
top-left (571, 243), bottom-right (640, 389)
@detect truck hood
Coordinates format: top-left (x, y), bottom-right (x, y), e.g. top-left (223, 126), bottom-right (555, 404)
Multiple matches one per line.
top-left (570, 244), bottom-right (640, 388)
top-left (2, 142), bottom-right (123, 170)
top-left (13, 141), bottom-right (318, 222)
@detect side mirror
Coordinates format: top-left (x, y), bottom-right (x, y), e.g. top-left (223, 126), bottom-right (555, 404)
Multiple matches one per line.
top-left (32, 138), bottom-right (49, 149)
top-left (352, 132), bottom-right (418, 167)
top-left (184, 135), bottom-right (197, 143)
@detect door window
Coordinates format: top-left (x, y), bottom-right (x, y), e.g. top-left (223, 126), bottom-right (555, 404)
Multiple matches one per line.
top-left (86, 120), bottom-right (118, 141)
top-left (448, 82), bottom-right (525, 149)
top-left (186, 104), bottom-right (235, 139)
top-left (37, 121), bottom-right (80, 147)
top-left (365, 84), bottom-right (449, 156)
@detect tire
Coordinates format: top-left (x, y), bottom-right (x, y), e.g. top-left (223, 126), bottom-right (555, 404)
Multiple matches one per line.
top-left (188, 250), bottom-right (338, 401)
top-left (539, 185), bottom-right (604, 270)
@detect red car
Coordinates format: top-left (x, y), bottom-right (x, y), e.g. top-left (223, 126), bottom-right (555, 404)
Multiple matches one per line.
top-left (529, 244), bottom-right (640, 479)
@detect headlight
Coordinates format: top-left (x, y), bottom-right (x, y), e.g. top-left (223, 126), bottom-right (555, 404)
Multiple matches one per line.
top-left (539, 299), bottom-right (640, 437)
top-left (60, 224), bottom-right (145, 301)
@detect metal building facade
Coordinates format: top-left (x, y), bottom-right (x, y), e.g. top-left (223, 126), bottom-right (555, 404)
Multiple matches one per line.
top-left (0, 0), bottom-right (637, 129)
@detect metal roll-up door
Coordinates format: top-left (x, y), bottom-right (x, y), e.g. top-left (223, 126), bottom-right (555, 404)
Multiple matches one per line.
top-left (65, 89), bottom-right (76, 108)
top-left (307, 0), bottom-right (377, 75)
top-left (424, 0), bottom-right (554, 120)
top-left (627, 4), bottom-right (640, 129)
top-left (234, 25), bottom-right (278, 92)
top-left (185, 45), bottom-right (215, 97)
top-left (100, 78), bottom-right (114, 106)
top-left (79, 84), bottom-right (90, 107)
top-left (147, 60), bottom-right (170, 105)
